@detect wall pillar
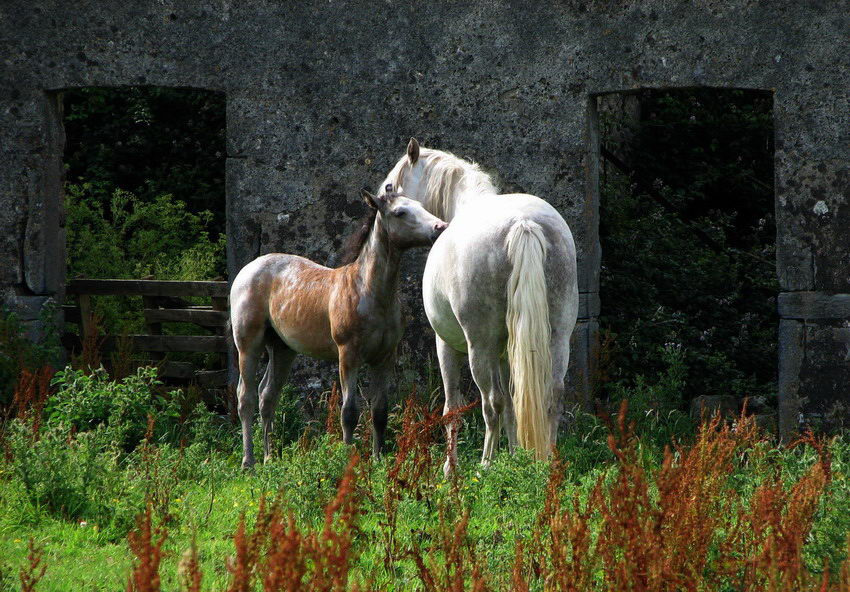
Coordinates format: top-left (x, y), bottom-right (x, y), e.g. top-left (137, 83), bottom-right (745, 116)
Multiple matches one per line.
top-left (0, 89), bottom-right (66, 337)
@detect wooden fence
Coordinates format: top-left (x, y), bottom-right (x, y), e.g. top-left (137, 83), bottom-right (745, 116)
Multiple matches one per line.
top-left (62, 279), bottom-right (231, 387)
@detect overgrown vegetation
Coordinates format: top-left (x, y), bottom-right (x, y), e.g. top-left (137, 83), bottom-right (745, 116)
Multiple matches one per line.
top-left (1, 353), bottom-right (848, 590)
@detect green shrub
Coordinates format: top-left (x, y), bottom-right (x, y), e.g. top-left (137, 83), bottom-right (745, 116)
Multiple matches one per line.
top-left (606, 344), bottom-right (695, 447)
top-left (44, 367), bottom-right (180, 450)
top-left (7, 420), bottom-right (138, 532)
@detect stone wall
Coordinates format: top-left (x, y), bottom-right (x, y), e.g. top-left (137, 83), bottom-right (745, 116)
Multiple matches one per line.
top-left (1, 0), bottom-right (847, 434)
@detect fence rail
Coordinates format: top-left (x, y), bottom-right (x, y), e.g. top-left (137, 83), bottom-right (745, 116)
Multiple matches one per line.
top-left (62, 279), bottom-right (231, 386)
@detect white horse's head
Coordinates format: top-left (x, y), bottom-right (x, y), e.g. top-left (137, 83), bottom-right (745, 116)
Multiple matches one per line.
top-left (362, 183), bottom-right (447, 248)
top-left (379, 138), bottom-right (498, 221)
top-left (379, 138), bottom-right (427, 203)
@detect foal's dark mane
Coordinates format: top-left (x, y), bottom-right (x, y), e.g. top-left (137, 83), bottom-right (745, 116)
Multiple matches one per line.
top-left (337, 208), bottom-right (378, 266)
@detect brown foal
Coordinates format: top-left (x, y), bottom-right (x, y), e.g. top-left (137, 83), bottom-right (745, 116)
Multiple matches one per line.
top-left (229, 186), bottom-right (447, 468)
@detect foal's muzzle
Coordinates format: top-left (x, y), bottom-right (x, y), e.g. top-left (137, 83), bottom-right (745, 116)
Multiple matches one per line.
top-left (431, 221), bottom-right (448, 242)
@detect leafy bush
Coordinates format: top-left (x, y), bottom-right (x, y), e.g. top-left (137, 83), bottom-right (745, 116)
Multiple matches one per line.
top-left (7, 420), bottom-right (134, 529)
top-left (64, 184), bottom-right (226, 335)
top-left (44, 367), bottom-right (180, 451)
top-left (605, 344), bottom-right (695, 447)
top-left (2, 362), bottom-right (237, 543)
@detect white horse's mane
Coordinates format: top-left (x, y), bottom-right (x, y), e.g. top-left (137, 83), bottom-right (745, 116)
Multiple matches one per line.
top-left (386, 147), bottom-right (499, 221)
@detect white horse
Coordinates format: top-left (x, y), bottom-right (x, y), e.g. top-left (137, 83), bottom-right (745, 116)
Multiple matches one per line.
top-left (380, 139), bottom-right (578, 471)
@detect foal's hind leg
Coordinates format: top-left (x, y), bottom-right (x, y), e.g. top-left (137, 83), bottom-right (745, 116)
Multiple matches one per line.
top-left (366, 357), bottom-right (394, 457)
top-left (338, 345), bottom-right (362, 445)
top-left (259, 337), bottom-right (296, 463)
top-left (236, 335), bottom-right (265, 470)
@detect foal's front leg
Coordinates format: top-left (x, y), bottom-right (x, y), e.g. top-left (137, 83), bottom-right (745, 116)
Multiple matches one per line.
top-left (338, 346), bottom-right (361, 445)
top-left (366, 358), bottom-right (394, 457)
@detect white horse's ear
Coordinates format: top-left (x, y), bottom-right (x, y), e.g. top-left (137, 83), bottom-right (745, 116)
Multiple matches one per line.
top-left (407, 137), bottom-right (420, 164)
top-left (361, 189), bottom-right (379, 210)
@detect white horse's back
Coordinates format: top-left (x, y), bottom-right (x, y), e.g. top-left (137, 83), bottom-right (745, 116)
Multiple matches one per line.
top-left (424, 193), bottom-right (577, 341)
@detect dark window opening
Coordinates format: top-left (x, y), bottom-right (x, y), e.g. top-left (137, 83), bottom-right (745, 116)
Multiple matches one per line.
top-left (596, 88), bottom-right (777, 409)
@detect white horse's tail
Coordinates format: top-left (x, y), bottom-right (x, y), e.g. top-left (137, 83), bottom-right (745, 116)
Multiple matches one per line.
top-left (505, 219), bottom-right (553, 460)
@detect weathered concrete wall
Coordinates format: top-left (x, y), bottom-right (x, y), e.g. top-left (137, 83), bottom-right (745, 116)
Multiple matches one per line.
top-left (1, 0), bottom-right (847, 432)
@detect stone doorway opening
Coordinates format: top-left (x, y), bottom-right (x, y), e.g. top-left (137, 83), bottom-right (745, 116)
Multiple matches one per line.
top-left (58, 87), bottom-right (227, 384)
top-left (592, 88), bottom-right (777, 422)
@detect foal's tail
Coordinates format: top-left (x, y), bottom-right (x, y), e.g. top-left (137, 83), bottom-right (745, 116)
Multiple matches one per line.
top-left (505, 219), bottom-right (553, 460)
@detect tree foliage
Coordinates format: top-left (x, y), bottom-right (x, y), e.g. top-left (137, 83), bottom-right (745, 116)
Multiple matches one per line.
top-left (63, 87), bottom-right (226, 234)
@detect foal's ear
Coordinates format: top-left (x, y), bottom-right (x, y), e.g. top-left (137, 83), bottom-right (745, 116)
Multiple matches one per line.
top-left (407, 137), bottom-right (420, 164)
top-left (361, 189), bottom-right (380, 210)
top-left (361, 189), bottom-right (378, 209)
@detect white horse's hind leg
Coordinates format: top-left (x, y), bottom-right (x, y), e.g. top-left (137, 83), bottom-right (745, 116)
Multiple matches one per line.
top-left (549, 333), bottom-right (572, 448)
top-left (437, 336), bottom-right (466, 475)
top-left (468, 345), bottom-right (508, 468)
top-left (259, 338), bottom-right (296, 463)
top-left (499, 359), bottom-right (518, 453)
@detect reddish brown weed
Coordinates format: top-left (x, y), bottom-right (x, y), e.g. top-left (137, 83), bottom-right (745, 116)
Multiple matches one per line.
top-left (11, 366), bottom-right (53, 439)
top-left (177, 538), bottom-right (203, 592)
top-left (225, 453), bottom-right (362, 592)
top-left (19, 538), bottom-right (47, 592)
top-left (126, 504), bottom-right (167, 592)
top-left (409, 507), bottom-right (490, 592)
top-left (325, 381), bottom-right (342, 440)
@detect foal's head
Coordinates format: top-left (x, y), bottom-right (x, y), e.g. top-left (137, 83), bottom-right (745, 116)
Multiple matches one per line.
top-left (362, 184), bottom-right (447, 249)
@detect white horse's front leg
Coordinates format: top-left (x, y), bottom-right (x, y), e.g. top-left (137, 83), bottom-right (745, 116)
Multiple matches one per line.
top-left (437, 336), bottom-right (466, 476)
